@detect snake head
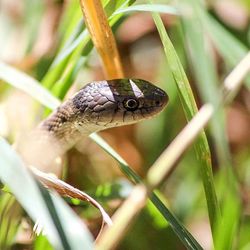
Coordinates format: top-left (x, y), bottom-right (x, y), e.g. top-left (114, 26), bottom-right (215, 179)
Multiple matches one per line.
top-left (72, 79), bottom-right (168, 133)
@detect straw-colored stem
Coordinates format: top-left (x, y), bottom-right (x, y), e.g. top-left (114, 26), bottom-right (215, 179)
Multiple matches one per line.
top-left (147, 52), bottom-right (250, 189)
top-left (79, 0), bottom-right (124, 78)
top-left (95, 185), bottom-right (147, 250)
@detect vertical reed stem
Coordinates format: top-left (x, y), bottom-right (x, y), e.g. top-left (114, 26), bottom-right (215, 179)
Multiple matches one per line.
top-left (79, 0), bottom-right (124, 78)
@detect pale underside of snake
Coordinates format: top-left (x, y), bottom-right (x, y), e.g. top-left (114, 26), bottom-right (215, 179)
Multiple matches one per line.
top-left (18, 78), bottom-right (168, 171)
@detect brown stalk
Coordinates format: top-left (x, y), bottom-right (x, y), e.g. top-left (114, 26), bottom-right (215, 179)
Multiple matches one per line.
top-left (79, 0), bottom-right (124, 78)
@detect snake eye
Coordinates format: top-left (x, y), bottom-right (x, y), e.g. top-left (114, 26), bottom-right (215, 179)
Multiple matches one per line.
top-left (123, 99), bottom-right (139, 111)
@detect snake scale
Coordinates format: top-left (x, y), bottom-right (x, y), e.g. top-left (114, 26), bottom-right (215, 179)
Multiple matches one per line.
top-left (19, 79), bottom-right (168, 170)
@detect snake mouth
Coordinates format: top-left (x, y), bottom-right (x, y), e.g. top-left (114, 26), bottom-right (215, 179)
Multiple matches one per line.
top-left (145, 88), bottom-right (168, 115)
top-left (156, 88), bottom-right (168, 107)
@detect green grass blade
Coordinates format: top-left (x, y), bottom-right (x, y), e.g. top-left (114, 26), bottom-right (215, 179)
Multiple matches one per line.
top-left (180, 0), bottom-right (232, 176)
top-left (150, 194), bottom-right (202, 250)
top-left (201, 13), bottom-right (250, 88)
top-left (41, 0), bottom-right (137, 100)
top-left (41, 0), bottom-right (135, 95)
top-left (112, 4), bottom-right (179, 16)
top-left (51, 54), bottom-right (87, 99)
top-left (214, 171), bottom-right (241, 250)
top-left (0, 61), bottom-right (60, 110)
top-left (205, 14), bottom-right (247, 64)
top-left (149, 4), bottom-right (220, 233)
top-left (0, 194), bottom-right (21, 249)
top-left (90, 134), bottom-right (203, 250)
top-left (0, 138), bottom-right (93, 250)
top-left (52, 30), bottom-right (89, 67)
top-left (34, 235), bottom-right (54, 250)
top-left (57, 1), bottom-right (83, 51)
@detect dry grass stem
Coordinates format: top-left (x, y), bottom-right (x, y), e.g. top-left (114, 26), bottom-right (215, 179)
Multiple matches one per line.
top-left (147, 104), bottom-right (214, 187)
top-left (32, 167), bottom-right (112, 226)
top-left (224, 52), bottom-right (250, 102)
top-left (79, 0), bottom-right (124, 78)
top-left (147, 52), bottom-right (250, 188)
top-left (95, 185), bottom-right (147, 250)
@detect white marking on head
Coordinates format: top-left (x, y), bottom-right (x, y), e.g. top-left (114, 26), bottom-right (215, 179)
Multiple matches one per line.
top-left (129, 79), bottom-right (144, 97)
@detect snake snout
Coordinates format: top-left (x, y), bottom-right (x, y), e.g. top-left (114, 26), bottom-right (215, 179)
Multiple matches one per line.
top-left (141, 85), bottom-right (168, 119)
top-left (153, 87), bottom-right (168, 108)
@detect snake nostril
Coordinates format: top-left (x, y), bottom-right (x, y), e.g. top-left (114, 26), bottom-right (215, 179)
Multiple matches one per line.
top-left (155, 100), bottom-right (160, 106)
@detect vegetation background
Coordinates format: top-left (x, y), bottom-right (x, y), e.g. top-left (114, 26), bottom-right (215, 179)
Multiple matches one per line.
top-left (0, 0), bottom-right (249, 249)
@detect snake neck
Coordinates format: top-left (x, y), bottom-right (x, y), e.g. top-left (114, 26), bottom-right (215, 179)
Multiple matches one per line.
top-left (39, 100), bottom-right (84, 148)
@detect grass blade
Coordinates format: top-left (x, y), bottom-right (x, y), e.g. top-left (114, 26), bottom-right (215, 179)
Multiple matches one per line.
top-left (0, 138), bottom-right (93, 250)
top-left (0, 61), bottom-right (60, 110)
top-left (90, 133), bottom-right (203, 250)
top-left (201, 13), bottom-right (250, 88)
top-left (149, 4), bottom-right (220, 233)
top-left (112, 4), bottom-right (179, 16)
top-left (180, 0), bottom-right (232, 181)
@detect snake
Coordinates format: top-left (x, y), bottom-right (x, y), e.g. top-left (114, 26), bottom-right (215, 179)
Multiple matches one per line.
top-left (8, 79), bottom-right (168, 234)
top-left (19, 78), bottom-right (168, 169)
